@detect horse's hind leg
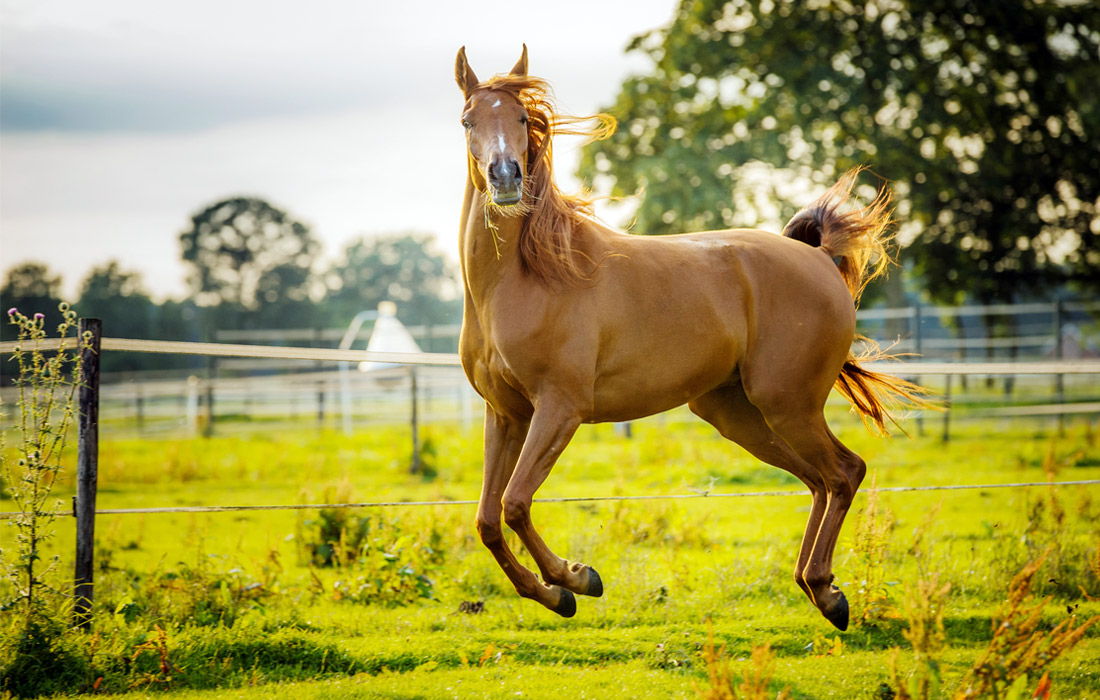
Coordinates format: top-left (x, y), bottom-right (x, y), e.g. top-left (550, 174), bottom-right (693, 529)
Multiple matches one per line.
top-left (689, 384), bottom-right (830, 607)
top-left (690, 382), bottom-right (864, 630)
top-left (759, 405), bottom-right (865, 631)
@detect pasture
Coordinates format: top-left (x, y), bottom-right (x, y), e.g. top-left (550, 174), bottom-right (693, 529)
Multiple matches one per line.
top-left (3, 406), bottom-right (1099, 699)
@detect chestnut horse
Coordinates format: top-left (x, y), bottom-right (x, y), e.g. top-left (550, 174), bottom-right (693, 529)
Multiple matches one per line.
top-left (454, 45), bottom-right (922, 630)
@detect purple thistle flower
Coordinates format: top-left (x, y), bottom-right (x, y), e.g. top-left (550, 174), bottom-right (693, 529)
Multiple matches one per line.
top-left (6, 308), bottom-right (15, 316)
top-left (34, 313), bottom-right (45, 320)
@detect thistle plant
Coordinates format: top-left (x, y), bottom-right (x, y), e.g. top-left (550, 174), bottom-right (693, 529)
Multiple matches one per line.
top-left (1, 303), bottom-right (85, 627)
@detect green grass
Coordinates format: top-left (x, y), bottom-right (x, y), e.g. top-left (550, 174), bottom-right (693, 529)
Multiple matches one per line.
top-left (2, 411), bottom-right (1099, 698)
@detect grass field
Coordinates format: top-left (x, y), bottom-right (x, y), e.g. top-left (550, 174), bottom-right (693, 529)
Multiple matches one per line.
top-left (2, 408), bottom-right (1099, 699)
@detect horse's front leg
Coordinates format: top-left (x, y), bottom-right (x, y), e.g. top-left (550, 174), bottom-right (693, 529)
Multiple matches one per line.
top-left (501, 401), bottom-right (603, 617)
top-left (477, 406), bottom-right (574, 615)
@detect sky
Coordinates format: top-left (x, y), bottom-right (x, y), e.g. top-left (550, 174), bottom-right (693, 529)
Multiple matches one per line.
top-left (0, 0), bottom-right (677, 300)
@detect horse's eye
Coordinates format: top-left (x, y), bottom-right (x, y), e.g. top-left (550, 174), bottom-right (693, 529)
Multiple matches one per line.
top-left (520, 116), bottom-right (528, 126)
top-left (461, 119), bottom-right (472, 130)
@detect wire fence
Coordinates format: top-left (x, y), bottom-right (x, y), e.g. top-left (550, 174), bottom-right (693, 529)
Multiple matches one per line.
top-left (2, 479), bottom-right (1098, 521)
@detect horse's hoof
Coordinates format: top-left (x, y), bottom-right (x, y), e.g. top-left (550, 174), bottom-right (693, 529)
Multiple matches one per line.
top-left (822, 590), bottom-right (849, 631)
top-left (584, 566), bottom-right (604, 598)
top-left (553, 589), bottom-right (577, 618)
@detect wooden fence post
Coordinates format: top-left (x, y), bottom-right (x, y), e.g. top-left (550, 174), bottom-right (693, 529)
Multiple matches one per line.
top-left (135, 387), bottom-right (144, 433)
top-left (941, 373), bottom-right (952, 443)
top-left (203, 382), bottom-right (215, 438)
top-left (74, 318), bottom-right (101, 630)
top-left (913, 303), bottom-right (925, 437)
top-left (409, 367), bottom-right (421, 474)
top-left (1054, 300), bottom-right (1065, 437)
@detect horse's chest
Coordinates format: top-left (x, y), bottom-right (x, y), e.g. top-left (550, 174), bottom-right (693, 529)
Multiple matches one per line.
top-left (460, 323), bottom-right (534, 421)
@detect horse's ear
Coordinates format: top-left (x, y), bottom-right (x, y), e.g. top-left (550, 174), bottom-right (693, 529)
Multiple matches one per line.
top-left (510, 44), bottom-right (528, 77)
top-left (455, 46), bottom-right (479, 96)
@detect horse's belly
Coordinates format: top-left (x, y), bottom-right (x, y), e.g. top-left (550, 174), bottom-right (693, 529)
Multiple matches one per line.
top-left (587, 340), bottom-right (739, 423)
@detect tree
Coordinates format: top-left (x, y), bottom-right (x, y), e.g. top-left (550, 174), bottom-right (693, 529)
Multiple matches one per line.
top-left (179, 197), bottom-right (322, 327)
top-left (580, 0), bottom-right (1100, 305)
top-left (1, 262), bottom-right (64, 341)
top-left (77, 261), bottom-right (153, 331)
top-left (75, 262), bottom-right (163, 372)
top-left (324, 233), bottom-right (461, 331)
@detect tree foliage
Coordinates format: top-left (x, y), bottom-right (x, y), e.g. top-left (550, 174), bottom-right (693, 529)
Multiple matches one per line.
top-left (580, 0), bottom-right (1100, 304)
top-left (179, 197), bottom-right (321, 312)
top-left (1, 262), bottom-right (64, 341)
top-left (324, 233), bottom-right (460, 330)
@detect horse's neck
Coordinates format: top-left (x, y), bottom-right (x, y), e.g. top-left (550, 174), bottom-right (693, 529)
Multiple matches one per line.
top-left (460, 180), bottom-right (524, 306)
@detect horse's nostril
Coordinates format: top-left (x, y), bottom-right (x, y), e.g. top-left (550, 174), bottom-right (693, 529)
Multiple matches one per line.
top-left (489, 158), bottom-right (522, 188)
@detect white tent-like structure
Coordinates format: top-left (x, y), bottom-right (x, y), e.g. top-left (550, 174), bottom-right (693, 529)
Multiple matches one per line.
top-left (358, 301), bottom-right (422, 373)
top-left (338, 301), bottom-right (424, 435)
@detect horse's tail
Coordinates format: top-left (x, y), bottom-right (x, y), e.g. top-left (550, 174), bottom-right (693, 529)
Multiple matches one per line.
top-left (782, 168), bottom-right (935, 433)
top-left (781, 168), bottom-right (892, 303)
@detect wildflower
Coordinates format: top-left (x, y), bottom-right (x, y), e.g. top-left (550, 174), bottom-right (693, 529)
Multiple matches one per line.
top-left (6, 307), bottom-right (15, 315)
top-left (34, 313), bottom-right (45, 320)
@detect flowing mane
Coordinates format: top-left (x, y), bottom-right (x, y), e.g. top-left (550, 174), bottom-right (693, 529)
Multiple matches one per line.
top-left (475, 74), bottom-right (616, 284)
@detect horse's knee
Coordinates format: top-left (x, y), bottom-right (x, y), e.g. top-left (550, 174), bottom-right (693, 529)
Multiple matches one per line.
top-left (502, 497), bottom-right (530, 531)
top-left (476, 516), bottom-right (504, 548)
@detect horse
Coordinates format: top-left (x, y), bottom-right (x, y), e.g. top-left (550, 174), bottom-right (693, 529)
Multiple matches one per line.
top-left (454, 45), bottom-right (925, 630)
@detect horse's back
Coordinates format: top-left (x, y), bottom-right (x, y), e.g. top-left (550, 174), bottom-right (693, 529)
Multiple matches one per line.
top-left (578, 226), bottom-right (854, 420)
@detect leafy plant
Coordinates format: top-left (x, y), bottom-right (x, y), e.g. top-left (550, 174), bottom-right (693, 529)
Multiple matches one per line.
top-left (297, 484), bottom-right (445, 605)
top-left (889, 546), bottom-right (1099, 700)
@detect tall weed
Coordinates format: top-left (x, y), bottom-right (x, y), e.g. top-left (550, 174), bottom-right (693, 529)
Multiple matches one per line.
top-left (0, 304), bottom-right (91, 697)
top-left (954, 547), bottom-right (1098, 699)
top-left (849, 471), bottom-right (898, 628)
top-left (889, 546), bottom-right (1099, 700)
top-left (694, 623), bottom-right (791, 700)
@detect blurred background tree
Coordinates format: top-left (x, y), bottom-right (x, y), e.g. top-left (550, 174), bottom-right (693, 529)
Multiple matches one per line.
top-left (580, 0), bottom-right (1100, 306)
top-left (0, 262), bottom-right (64, 341)
top-left (179, 196), bottom-right (322, 332)
top-left (76, 261), bottom-right (155, 338)
top-left (323, 233), bottom-right (461, 332)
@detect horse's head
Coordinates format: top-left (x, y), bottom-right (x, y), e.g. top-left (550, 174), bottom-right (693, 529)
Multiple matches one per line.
top-left (455, 45), bottom-right (531, 206)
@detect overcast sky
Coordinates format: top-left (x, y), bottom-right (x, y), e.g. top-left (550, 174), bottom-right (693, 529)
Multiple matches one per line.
top-left (1, 0), bottom-right (676, 300)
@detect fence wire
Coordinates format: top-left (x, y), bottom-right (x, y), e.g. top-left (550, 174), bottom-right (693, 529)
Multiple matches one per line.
top-left (2, 479), bottom-right (1097, 520)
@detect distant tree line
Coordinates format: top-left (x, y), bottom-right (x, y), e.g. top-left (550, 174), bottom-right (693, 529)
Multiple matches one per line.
top-left (1, 196), bottom-right (461, 374)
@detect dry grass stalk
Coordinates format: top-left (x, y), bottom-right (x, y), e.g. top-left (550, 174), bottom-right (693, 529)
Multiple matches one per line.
top-left (694, 624), bottom-right (791, 700)
top-left (953, 547), bottom-right (1099, 699)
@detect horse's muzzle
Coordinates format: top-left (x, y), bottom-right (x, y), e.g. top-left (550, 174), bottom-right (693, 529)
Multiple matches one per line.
top-left (488, 157), bottom-right (523, 205)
